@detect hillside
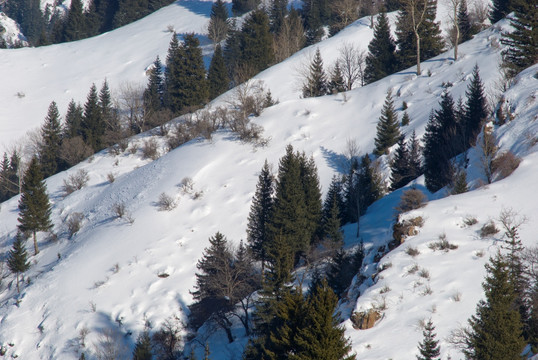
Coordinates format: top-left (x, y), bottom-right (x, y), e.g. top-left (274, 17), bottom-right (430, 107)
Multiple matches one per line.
top-left (0, 1), bottom-right (536, 359)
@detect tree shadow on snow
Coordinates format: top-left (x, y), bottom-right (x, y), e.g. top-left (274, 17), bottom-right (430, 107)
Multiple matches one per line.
top-left (173, 0), bottom-right (231, 17)
top-left (320, 146), bottom-right (350, 174)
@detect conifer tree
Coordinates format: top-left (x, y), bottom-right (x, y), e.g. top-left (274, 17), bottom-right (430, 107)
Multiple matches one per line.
top-left (416, 319), bottom-right (441, 360)
top-left (144, 56), bottom-right (165, 114)
top-left (501, 3), bottom-right (538, 79)
top-left (489, 0), bottom-right (511, 24)
top-left (357, 155), bottom-right (384, 215)
top-left (208, 0), bottom-right (229, 44)
top-left (239, 10), bottom-right (274, 75)
top-left (374, 90), bottom-right (400, 156)
top-left (210, 0), bottom-right (228, 22)
top-left (17, 157), bottom-right (53, 256)
top-left (365, 12), bottom-right (397, 84)
top-left (164, 33), bottom-right (181, 111)
top-left (39, 101), bottom-right (63, 178)
top-left (457, 0), bottom-right (472, 43)
top-left (270, 0), bottom-right (288, 34)
top-left (302, 48), bottom-right (328, 98)
top-left (401, 110), bottom-right (411, 126)
top-left (207, 45), bottom-right (229, 99)
top-left (299, 153), bottom-right (323, 245)
top-left (326, 244), bottom-right (364, 298)
top-left (132, 330), bottom-right (152, 360)
top-left (451, 169), bottom-right (468, 194)
top-left (342, 158), bottom-right (359, 224)
top-left (465, 253), bottom-right (526, 360)
top-left (81, 83), bottom-right (105, 152)
top-left (463, 65), bottom-right (487, 148)
top-left (390, 135), bottom-right (412, 191)
top-left (303, 0), bottom-right (324, 45)
top-left (322, 197), bottom-right (344, 244)
top-left (231, 0), bottom-right (260, 15)
top-left (64, 100), bottom-right (84, 139)
top-left (63, 0), bottom-right (86, 42)
top-left (407, 130), bottom-right (423, 179)
top-left (322, 176), bottom-right (345, 232)
top-left (329, 62), bottom-right (346, 94)
top-left (7, 232), bottom-right (30, 294)
top-left (246, 160), bottom-right (274, 269)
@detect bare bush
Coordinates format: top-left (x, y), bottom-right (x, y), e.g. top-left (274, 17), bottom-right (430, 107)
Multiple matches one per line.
top-left (113, 202), bottom-right (126, 218)
top-left (152, 316), bottom-right (183, 360)
top-left (405, 246), bottom-right (421, 257)
top-left (396, 188), bottom-right (427, 213)
top-left (107, 173), bottom-right (116, 183)
top-left (208, 17), bottom-right (229, 44)
top-left (59, 137), bottom-right (94, 167)
top-left (93, 328), bottom-right (128, 360)
top-left (480, 221), bottom-right (499, 238)
top-left (62, 169), bottom-right (90, 195)
top-left (179, 177), bottom-right (194, 194)
top-left (142, 138), bottom-right (160, 160)
top-left (463, 215), bottom-right (478, 226)
top-left (115, 82), bottom-right (145, 135)
top-left (157, 192), bottom-right (177, 211)
top-left (273, 13), bottom-right (306, 62)
top-left (428, 233), bottom-right (458, 251)
top-left (337, 43), bottom-right (366, 89)
top-left (67, 212), bottom-right (84, 238)
top-left (480, 125), bottom-right (498, 184)
top-left (492, 151), bottom-right (521, 180)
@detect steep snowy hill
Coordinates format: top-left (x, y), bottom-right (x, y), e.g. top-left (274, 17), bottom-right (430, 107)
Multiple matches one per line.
top-left (0, 1), bottom-right (536, 359)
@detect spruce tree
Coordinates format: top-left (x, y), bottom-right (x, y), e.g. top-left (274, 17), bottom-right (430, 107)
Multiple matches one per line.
top-left (208, 0), bottom-right (229, 44)
top-left (81, 83), bottom-right (104, 152)
top-left (322, 176), bottom-right (344, 232)
top-left (17, 157), bottom-right (53, 256)
top-left (270, 0), bottom-right (288, 34)
top-left (63, 0), bottom-right (86, 42)
top-left (342, 158), bottom-right (359, 224)
top-left (64, 100), bottom-right (84, 139)
top-left (231, 0), bottom-right (260, 15)
top-left (246, 160), bottom-right (274, 269)
top-left (407, 130), bottom-right (423, 180)
top-left (501, 2), bottom-right (538, 79)
top-left (463, 65), bottom-right (487, 148)
top-left (374, 90), bottom-right (400, 156)
top-left (416, 319), bottom-right (441, 360)
top-left (357, 155), bottom-right (384, 215)
top-left (457, 0), bottom-right (473, 43)
top-left (303, 0), bottom-right (324, 45)
top-left (299, 153), bottom-right (323, 245)
top-left (365, 12), bottom-right (397, 84)
top-left (164, 33), bottom-right (181, 111)
top-left (7, 232), bottom-right (30, 294)
top-left (489, 0), bottom-right (511, 24)
top-left (144, 56), bottom-right (165, 114)
top-left (390, 135), bottom-right (412, 191)
top-left (302, 48), bottom-right (328, 98)
top-left (210, 0), bottom-right (228, 22)
top-left (39, 101), bottom-right (63, 178)
top-left (132, 330), bottom-right (152, 360)
top-left (207, 45), bottom-right (229, 99)
top-left (465, 253), bottom-right (526, 360)
top-left (401, 110), bottom-right (411, 126)
top-left (326, 245), bottom-right (365, 298)
top-left (329, 62), bottom-right (346, 94)
top-left (451, 169), bottom-right (468, 194)
top-left (239, 10), bottom-right (274, 75)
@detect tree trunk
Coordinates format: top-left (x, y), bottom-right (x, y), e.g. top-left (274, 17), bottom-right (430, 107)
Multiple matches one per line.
top-left (454, 5), bottom-right (460, 60)
top-left (415, 32), bottom-right (421, 75)
top-left (33, 231), bottom-right (39, 255)
top-left (16, 273), bottom-right (20, 294)
top-left (224, 326), bottom-right (234, 343)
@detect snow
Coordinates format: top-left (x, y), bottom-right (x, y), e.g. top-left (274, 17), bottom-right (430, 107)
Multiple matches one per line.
top-left (0, 0), bottom-right (537, 359)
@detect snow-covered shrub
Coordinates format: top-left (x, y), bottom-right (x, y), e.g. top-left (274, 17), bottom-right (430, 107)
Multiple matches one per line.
top-left (492, 151), bottom-right (521, 180)
top-left (107, 172), bottom-right (116, 183)
top-left (428, 233), bottom-right (458, 251)
top-left (62, 169), bottom-right (90, 195)
top-left (480, 221), bottom-right (499, 238)
top-left (179, 177), bottom-right (194, 194)
top-left (112, 202), bottom-right (126, 218)
top-left (405, 246), bottom-right (421, 257)
top-left (157, 192), bottom-right (177, 211)
top-left (463, 215), bottom-right (478, 227)
top-left (142, 138), bottom-right (159, 160)
top-left (67, 212), bottom-right (84, 239)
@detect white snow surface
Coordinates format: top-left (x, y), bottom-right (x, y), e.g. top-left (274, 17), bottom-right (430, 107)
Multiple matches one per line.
top-left (0, 1), bottom-right (536, 359)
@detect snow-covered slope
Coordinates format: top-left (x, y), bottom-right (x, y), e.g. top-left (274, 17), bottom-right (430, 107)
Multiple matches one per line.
top-left (0, 12), bottom-right (27, 47)
top-left (0, 1), bottom-right (536, 359)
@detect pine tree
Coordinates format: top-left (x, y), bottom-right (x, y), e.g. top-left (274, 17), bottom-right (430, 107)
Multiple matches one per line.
top-left (64, 100), bottom-right (84, 139)
top-left (407, 130), bottom-right (423, 180)
top-left (489, 0), bottom-right (511, 24)
top-left (501, 2), bottom-right (538, 79)
top-left (81, 83), bottom-right (104, 152)
top-left (457, 0), bottom-right (473, 43)
top-left (231, 0), bottom-right (260, 15)
top-left (39, 101), bottom-right (63, 178)
top-left (325, 245), bottom-right (365, 298)
top-left (299, 153), bottom-right (323, 245)
top-left (292, 280), bottom-right (356, 360)
top-left (342, 158), bottom-right (359, 224)
top-left (465, 253), bottom-right (526, 360)
top-left (164, 33), bottom-right (181, 111)
top-left (303, 0), bottom-right (324, 45)
top-left (239, 10), bottom-right (274, 75)
top-left (463, 65), bottom-right (487, 148)
top-left (98, 79), bottom-right (116, 138)
top-left (451, 169), bottom-right (468, 194)
top-left (17, 157), bottom-right (53, 256)
top-left (302, 48), bottom-right (328, 98)
top-left (357, 155), bottom-right (384, 215)
top-left (208, 0), bottom-right (229, 44)
top-left (63, 0), bottom-right (86, 42)
top-left (416, 319), bottom-right (441, 360)
top-left (144, 56), bottom-right (165, 114)
top-left (365, 12), bottom-right (397, 84)
top-left (374, 90), bottom-right (400, 156)
top-left (132, 330), bottom-right (152, 360)
top-left (246, 160), bottom-right (274, 269)
top-left (210, 0), bottom-right (228, 22)
top-left (207, 45), bottom-right (229, 99)
top-left (401, 110), bottom-right (411, 126)
top-left (390, 135), bottom-right (413, 191)
top-left (329, 62), bottom-right (346, 94)
top-left (270, 0), bottom-right (288, 34)
top-left (322, 176), bottom-right (344, 232)
top-left (7, 232), bottom-right (30, 294)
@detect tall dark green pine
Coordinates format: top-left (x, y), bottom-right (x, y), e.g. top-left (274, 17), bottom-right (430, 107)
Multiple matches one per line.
top-left (463, 65), bottom-right (487, 149)
top-left (231, 0), bottom-right (260, 15)
top-left (458, 0), bottom-right (473, 43)
top-left (17, 157), bottom-right (53, 256)
top-left (299, 154), bottom-right (323, 245)
top-left (64, 100), bottom-right (84, 139)
top-left (63, 0), bottom-right (86, 42)
top-left (132, 330), bottom-right (152, 360)
top-left (303, 0), bottom-right (324, 45)
top-left (211, 0), bottom-right (229, 22)
top-left (390, 135), bottom-right (412, 191)
top-left (420, 0), bottom-right (444, 61)
top-left (270, 0), bottom-right (288, 34)
top-left (164, 33), bottom-right (181, 111)
top-left (465, 253), bottom-right (526, 360)
top-left (326, 244), bottom-right (364, 298)
top-left (407, 130), bottom-right (423, 180)
top-left (329, 62), bottom-right (346, 94)
top-left (342, 158), bottom-right (359, 224)
top-left (99, 79), bottom-right (116, 140)
top-left (240, 10), bottom-right (274, 75)
top-left (208, 0), bottom-right (229, 44)
top-left (374, 90), bottom-right (400, 156)
top-left (302, 48), bottom-right (328, 98)
top-left (501, 2), bottom-right (538, 79)
top-left (7, 232), bottom-right (30, 294)
top-left (39, 101), bottom-right (63, 178)
top-left (207, 45), bottom-right (229, 99)
top-left (357, 154), bottom-right (384, 215)
top-left (322, 198), bottom-right (343, 244)
top-left (246, 160), bottom-right (274, 269)
top-left (364, 12), bottom-right (397, 84)
top-left (416, 319), bottom-right (441, 360)
top-left (4, 0), bottom-right (45, 45)
top-left (293, 280), bottom-right (356, 360)
top-left (144, 56), bottom-right (165, 114)
top-left (489, 0), bottom-right (511, 23)
top-left (81, 84), bottom-right (105, 152)
top-left (322, 176), bottom-right (345, 231)
top-left (269, 145), bottom-right (309, 263)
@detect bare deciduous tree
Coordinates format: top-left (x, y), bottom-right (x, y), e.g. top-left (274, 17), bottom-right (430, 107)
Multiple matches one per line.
top-left (480, 124), bottom-right (498, 184)
top-left (403, 0), bottom-right (429, 75)
top-left (337, 43), bottom-right (367, 89)
top-left (330, 0), bottom-right (360, 32)
top-left (445, 0), bottom-right (463, 60)
top-left (208, 17), bottom-right (229, 45)
top-left (273, 14), bottom-right (306, 62)
top-left (115, 82), bottom-right (146, 135)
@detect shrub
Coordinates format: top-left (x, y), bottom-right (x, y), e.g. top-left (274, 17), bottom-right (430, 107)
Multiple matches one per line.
top-left (428, 233), bottom-right (458, 251)
top-left (142, 138), bottom-right (160, 160)
top-left (59, 136), bottom-right (94, 167)
top-left (463, 215), bottom-right (478, 227)
top-left (67, 212), bottom-right (84, 238)
top-left (480, 221), bottom-right (499, 238)
top-left (492, 151), bottom-right (521, 180)
top-left (396, 189), bottom-right (426, 213)
top-left (405, 246), bottom-right (421, 257)
top-left (113, 202), bottom-right (126, 218)
top-left (418, 268), bottom-right (430, 279)
top-left (157, 192), bottom-right (177, 211)
top-left (62, 169), bottom-right (90, 195)
top-left (407, 263), bottom-right (420, 275)
top-left (179, 177), bottom-right (194, 194)
top-left (107, 172), bottom-right (116, 183)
